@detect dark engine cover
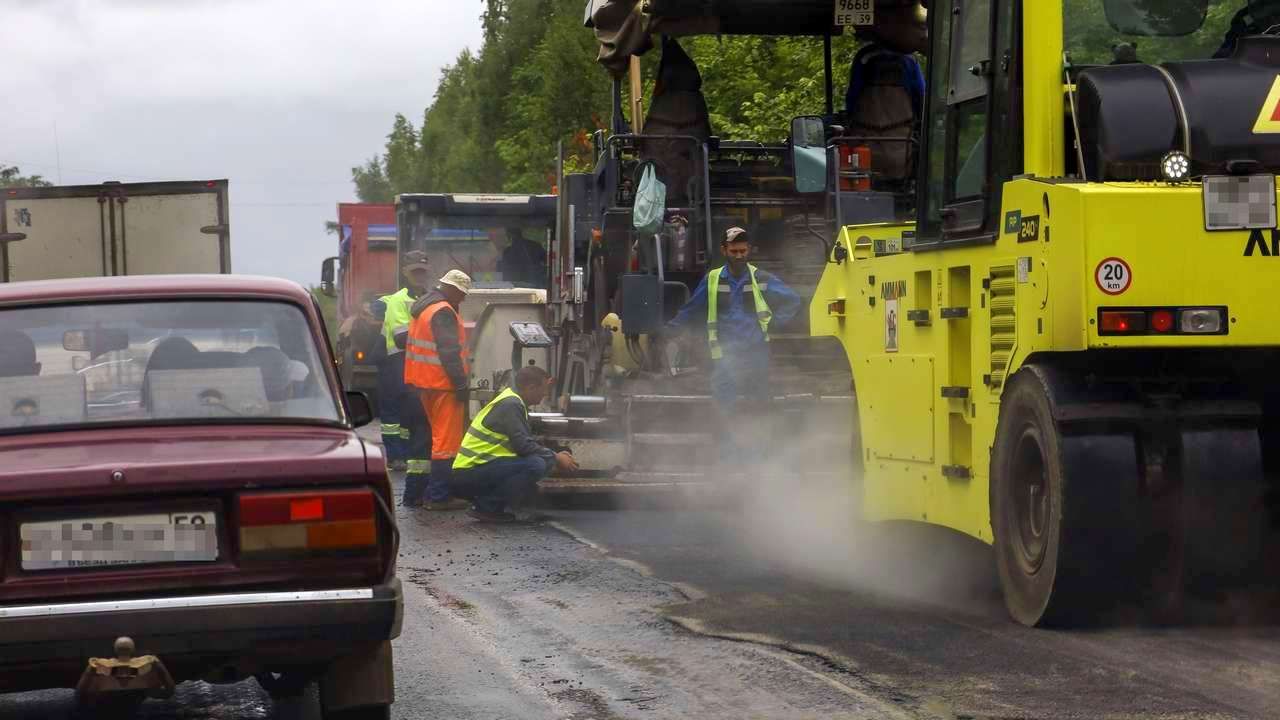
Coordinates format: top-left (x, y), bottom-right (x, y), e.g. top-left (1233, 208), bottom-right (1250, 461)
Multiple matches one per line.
top-left (1077, 36), bottom-right (1280, 181)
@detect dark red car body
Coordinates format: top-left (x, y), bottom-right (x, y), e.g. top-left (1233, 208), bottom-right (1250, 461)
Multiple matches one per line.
top-left (0, 275), bottom-right (401, 701)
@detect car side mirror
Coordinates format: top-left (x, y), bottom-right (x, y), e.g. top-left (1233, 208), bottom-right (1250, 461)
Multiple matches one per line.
top-left (791, 115), bottom-right (828, 194)
top-left (320, 256), bottom-right (338, 297)
top-left (346, 390), bottom-right (374, 428)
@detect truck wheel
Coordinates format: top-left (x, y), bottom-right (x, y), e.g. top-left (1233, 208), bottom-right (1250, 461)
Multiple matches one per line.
top-left (991, 369), bottom-right (1138, 626)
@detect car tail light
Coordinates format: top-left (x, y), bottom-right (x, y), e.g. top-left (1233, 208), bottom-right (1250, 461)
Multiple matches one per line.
top-left (1098, 307), bottom-right (1227, 336)
top-left (239, 489), bottom-right (377, 555)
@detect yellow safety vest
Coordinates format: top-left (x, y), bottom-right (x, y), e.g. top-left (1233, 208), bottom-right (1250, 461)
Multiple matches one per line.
top-left (454, 387), bottom-right (525, 470)
top-left (706, 264), bottom-right (772, 360)
top-left (379, 288), bottom-right (414, 354)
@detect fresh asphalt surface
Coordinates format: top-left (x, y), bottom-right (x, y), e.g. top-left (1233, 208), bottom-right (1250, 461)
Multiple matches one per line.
top-left (3, 462), bottom-right (1277, 719)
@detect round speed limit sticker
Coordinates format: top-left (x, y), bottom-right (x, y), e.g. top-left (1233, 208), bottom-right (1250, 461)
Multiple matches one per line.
top-left (1094, 257), bottom-right (1132, 295)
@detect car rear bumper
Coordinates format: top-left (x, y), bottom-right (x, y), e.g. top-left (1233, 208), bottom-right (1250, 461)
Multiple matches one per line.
top-left (0, 580), bottom-right (402, 689)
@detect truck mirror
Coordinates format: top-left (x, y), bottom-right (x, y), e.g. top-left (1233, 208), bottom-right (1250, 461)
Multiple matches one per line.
top-left (63, 328), bottom-right (129, 355)
top-left (320, 256), bottom-right (338, 297)
top-left (791, 116), bottom-right (828, 194)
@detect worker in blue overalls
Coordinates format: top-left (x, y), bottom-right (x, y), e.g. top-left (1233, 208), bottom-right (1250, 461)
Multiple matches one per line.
top-left (665, 227), bottom-right (802, 463)
top-left (372, 251), bottom-right (432, 505)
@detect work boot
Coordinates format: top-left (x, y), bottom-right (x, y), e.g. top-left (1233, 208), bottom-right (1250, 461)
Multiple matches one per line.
top-left (423, 497), bottom-right (470, 511)
top-left (402, 473), bottom-right (428, 508)
top-left (467, 509), bottom-right (517, 523)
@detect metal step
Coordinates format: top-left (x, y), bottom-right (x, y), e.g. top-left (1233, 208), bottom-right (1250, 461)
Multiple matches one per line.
top-left (613, 471), bottom-right (709, 484)
top-left (538, 475), bottom-right (714, 493)
top-left (631, 432), bottom-right (715, 446)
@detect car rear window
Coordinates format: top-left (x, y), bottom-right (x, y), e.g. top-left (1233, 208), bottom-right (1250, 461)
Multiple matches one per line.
top-left (0, 299), bottom-right (341, 431)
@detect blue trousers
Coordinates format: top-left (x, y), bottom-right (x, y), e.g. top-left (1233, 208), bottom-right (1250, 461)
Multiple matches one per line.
top-left (378, 353), bottom-right (409, 463)
top-left (402, 391), bottom-right (432, 504)
top-left (710, 351), bottom-right (770, 464)
top-left (453, 456), bottom-right (551, 513)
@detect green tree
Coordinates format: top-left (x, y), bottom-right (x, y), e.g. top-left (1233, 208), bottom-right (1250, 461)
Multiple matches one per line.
top-left (351, 157), bottom-right (394, 203)
top-left (359, 0), bottom-right (863, 198)
top-left (0, 165), bottom-right (53, 188)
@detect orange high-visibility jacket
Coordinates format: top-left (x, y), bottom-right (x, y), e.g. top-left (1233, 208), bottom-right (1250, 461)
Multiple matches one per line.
top-left (404, 300), bottom-right (469, 390)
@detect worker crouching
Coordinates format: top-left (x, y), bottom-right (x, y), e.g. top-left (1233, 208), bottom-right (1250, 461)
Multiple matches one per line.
top-left (454, 366), bottom-right (579, 523)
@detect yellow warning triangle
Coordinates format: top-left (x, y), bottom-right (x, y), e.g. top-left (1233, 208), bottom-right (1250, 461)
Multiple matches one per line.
top-left (1253, 75), bottom-right (1280, 134)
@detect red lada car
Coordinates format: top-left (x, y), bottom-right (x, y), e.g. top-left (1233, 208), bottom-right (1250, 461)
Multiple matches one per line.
top-left (0, 275), bottom-right (401, 719)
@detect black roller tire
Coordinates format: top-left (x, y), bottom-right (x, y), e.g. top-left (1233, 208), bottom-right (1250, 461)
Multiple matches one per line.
top-left (255, 670), bottom-right (313, 698)
top-left (322, 704), bottom-right (391, 720)
top-left (991, 369), bottom-right (1139, 627)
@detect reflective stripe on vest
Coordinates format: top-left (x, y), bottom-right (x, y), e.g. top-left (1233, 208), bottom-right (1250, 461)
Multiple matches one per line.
top-left (706, 264), bottom-right (772, 360)
top-left (379, 288), bottom-right (414, 354)
top-left (454, 387), bottom-right (524, 470)
top-left (404, 300), bottom-right (469, 390)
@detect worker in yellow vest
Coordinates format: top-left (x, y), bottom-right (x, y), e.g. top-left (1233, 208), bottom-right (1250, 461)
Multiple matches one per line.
top-left (373, 249), bottom-right (432, 507)
top-left (454, 366), bottom-right (579, 522)
top-left (665, 227), bottom-right (803, 461)
top-left (403, 269), bottom-right (473, 510)
top-left (372, 251), bottom-right (430, 484)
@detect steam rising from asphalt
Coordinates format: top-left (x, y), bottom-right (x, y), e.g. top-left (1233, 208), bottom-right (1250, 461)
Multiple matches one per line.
top-left (711, 403), bottom-right (1001, 615)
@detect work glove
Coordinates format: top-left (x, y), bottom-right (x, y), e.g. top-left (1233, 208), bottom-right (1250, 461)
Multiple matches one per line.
top-left (554, 451), bottom-right (580, 474)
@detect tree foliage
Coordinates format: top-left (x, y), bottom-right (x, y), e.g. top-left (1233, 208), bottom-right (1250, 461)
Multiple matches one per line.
top-left (0, 165), bottom-right (53, 189)
top-left (351, 157), bottom-right (394, 203)
top-left (355, 0), bottom-right (859, 197)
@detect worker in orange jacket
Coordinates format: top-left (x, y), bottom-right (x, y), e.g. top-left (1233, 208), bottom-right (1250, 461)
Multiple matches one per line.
top-left (403, 269), bottom-right (473, 510)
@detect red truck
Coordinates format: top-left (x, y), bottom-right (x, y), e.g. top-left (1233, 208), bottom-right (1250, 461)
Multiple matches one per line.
top-left (320, 204), bottom-right (397, 410)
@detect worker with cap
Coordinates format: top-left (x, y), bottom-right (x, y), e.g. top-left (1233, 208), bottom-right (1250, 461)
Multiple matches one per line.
top-left (403, 269), bottom-right (474, 510)
top-left (454, 365), bottom-right (580, 523)
top-left (373, 251), bottom-right (432, 503)
top-left (665, 227), bottom-right (803, 463)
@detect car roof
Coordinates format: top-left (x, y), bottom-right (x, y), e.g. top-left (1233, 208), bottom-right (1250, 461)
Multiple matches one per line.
top-left (0, 274), bottom-right (315, 307)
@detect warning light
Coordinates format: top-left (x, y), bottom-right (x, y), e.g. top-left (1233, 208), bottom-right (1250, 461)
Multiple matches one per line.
top-left (205, 181), bottom-right (217, 188)
top-left (1150, 310), bottom-right (1175, 333)
top-left (355, 350), bottom-right (365, 362)
top-left (1160, 151), bottom-right (1190, 182)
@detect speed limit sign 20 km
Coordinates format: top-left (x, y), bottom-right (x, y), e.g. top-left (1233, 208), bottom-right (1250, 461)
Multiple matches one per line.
top-left (1094, 257), bottom-right (1132, 295)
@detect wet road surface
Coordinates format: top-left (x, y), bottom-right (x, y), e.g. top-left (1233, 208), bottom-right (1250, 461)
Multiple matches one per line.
top-left (2, 469), bottom-right (1277, 719)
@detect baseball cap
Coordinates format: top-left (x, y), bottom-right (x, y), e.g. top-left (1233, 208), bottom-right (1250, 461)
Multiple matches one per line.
top-left (438, 269), bottom-right (473, 295)
top-left (724, 227), bottom-right (749, 244)
top-left (402, 251), bottom-right (430, 271)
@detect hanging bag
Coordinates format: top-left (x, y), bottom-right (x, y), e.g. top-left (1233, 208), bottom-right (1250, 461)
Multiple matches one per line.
top-left (632, 160), bottom-right (667, 237)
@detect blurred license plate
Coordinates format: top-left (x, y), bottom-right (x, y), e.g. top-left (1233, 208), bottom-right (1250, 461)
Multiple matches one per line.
top-left (21, 511), bottom-right (217, 570)
top-left (1203, 175), bottom-right (1277, 230)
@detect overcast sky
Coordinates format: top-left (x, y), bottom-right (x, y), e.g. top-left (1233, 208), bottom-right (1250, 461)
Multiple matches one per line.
top-left (1, 0), bottom-right (483, 285)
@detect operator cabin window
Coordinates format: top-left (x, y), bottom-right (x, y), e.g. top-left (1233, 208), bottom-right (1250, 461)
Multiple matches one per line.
top-left (949, 0), bottom-right (991, 200)
top-left (923, 0), bottom-right (993, 235)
